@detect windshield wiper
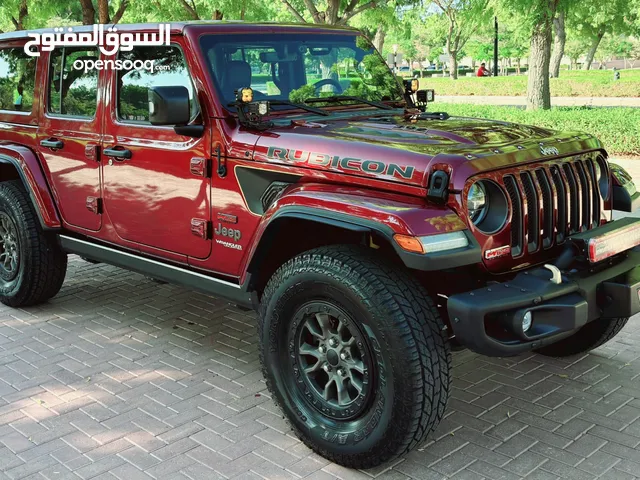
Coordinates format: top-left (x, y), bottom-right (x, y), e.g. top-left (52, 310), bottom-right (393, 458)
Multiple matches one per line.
top-left (304, 96), bottom-right (393, 110)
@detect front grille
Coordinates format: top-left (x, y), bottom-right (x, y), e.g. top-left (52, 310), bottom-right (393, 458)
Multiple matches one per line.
top-left (504, 158), bottom-right (602, 257)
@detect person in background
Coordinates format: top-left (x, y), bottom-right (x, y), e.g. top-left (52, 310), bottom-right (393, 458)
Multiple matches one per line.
top-left (13, 85), bottom-right (24, 111)
top-left (476, 62), bottom-right (491, 77)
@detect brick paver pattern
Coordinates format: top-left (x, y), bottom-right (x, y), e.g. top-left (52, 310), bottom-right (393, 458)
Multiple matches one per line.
top-left (0, 257), bottom-right (639, 480)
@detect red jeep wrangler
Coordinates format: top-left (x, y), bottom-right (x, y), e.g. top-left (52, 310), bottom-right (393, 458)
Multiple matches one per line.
top-left (1, 22), bottom-right (639, 468)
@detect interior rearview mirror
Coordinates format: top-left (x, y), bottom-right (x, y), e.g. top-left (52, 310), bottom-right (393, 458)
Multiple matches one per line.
top-left (148, 86), bottom-right (190, 126)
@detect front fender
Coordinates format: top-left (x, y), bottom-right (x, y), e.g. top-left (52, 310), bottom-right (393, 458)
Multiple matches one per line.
top-left (0, 145), bottom-right (61, 229)
top-left (243, 183), bottom-right (481, 275)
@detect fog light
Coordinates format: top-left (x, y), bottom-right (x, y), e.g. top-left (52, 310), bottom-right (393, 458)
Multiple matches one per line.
top-left (522, 311), bottom-right (533, 333)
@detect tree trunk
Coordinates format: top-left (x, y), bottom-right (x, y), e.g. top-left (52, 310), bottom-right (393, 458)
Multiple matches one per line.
top-left (212, 9), bottom-right (224, 20)
top-left (583, 30), bottom-right (604, 70)
top-left (550, 11), bottom-right (565, 78)
top-left (112, 1), bottom-right (129, 24)
top-left (98, 0), bottom-right (110, 23)
top-left (372, 27), bottom-right (385, 53)
top-left (449, 53), bottom-right (458, 79)
top-left (11, 0), bottom-right (28, 30)
top-left (79, 0), bottom-right (95, 24)
top-left (527, 13), bottom-right (553, 110)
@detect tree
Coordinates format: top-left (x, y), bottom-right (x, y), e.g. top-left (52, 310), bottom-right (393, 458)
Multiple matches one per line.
top-left (570, 0), bottom-right (636, 70)
top-left (550, 11), bottom-right (565, 77)
top-left (279, 0), bottom-right (415, 26)
top-left (432, 0), bottom-right (490, 79)
top-left (78, 0), bottom-right (129, 24)
top-left (0, 0), bottom-right (29, 30)
top-left (499, 0), bottom-right (573, 110)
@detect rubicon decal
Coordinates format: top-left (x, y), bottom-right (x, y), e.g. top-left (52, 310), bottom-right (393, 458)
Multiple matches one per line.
top-left (266, 146), bottom-right (416, 180)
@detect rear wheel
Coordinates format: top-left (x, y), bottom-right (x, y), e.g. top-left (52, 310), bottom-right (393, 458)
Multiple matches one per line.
top-left (535, 317), bottom-right (629, 357)
top-left (0, 181), bottom-right (67, 307)
top-left (258, 245), bottom-right (451, 468)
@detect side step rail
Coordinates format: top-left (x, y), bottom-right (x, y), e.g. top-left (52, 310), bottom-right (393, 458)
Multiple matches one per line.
top-left (59, 235), bottom-right (254, 308)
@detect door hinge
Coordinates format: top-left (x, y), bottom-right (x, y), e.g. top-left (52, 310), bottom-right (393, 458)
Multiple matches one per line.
top-left (215, 144), bottom-right (227, 178)
top-left (190, 157), bottom-right (212, 178)
top-left (191, 218), bottom-right (212, 239)
top-left (86, 196), bottom-right (102, 214)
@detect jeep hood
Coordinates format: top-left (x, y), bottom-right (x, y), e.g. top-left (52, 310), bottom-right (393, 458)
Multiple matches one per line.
top-left (252, 113), bottom-right (601, 188)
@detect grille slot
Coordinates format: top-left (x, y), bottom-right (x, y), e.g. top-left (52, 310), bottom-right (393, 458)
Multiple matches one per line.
top-left (574, 161), bottom-right (591, 231)
top-left (520, 172), bottom-right (539, 253)
top-left (563, 164), bottom-right (579, 233)
top-left (501, 156), bottom-right (603, 258)
top-left (504, 175), bottom-right (523, 257)
top-left (535, 169), bottom-right (554, 249)
top-left (551, 166), bottom-right (567, 243)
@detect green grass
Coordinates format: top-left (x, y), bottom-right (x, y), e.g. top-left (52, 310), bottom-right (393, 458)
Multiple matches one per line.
top-left (421, 70), bottom-right (640, 98)
top-left (437, 103), bottom-right (640, 157)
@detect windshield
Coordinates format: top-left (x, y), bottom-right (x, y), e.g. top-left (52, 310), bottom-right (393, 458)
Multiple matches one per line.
top-left (199, 32), bottom-right (405, 111)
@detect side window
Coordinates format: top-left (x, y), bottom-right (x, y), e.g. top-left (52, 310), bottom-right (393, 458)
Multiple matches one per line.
top-left (0, 47), bottom-right (37, 113)
top-left (117, 46), bottom-right (199, 123)
top-left (48, 48), bottom-right (99, 117)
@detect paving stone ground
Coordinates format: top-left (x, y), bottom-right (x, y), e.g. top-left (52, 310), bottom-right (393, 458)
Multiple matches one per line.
top-left (0, 256), bottom-right (639, 480)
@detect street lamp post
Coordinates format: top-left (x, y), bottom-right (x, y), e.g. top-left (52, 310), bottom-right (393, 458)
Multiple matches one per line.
top-left (493, 16), bottom-right (499, 77)
top-left (392, 44), bottom-right (399, 74)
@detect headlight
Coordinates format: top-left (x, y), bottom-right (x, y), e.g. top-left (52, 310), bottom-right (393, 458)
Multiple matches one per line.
top-left (468, 183), bottom-right (487, 223)
top-left (466, 180), bottom-right (508, 234)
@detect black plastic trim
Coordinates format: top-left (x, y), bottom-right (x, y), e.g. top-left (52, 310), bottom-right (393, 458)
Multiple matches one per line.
top-left (448, 247), bottom-right (640, 356)
top-left (254, 206), bottom-right (482, 272)
top-left (59, 235), bottom-right (253, 308)
top-left (0, 153), bottom-right (57, 230)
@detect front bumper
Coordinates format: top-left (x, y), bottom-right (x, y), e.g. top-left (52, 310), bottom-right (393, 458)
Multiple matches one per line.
top-left (448, 243), bottom-right (640, 357)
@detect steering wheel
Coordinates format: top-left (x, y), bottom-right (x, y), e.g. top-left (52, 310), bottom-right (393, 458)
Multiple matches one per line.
top-left (313, 78), bottom-right (343, 94)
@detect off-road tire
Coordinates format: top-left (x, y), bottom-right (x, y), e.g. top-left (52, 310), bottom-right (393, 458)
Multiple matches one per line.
top-left (535, 317), bottom-right (629, 357)
top-left (258, 245), bottom-right (451, 469)
top-left (0, 180), bottom-right (67, 307)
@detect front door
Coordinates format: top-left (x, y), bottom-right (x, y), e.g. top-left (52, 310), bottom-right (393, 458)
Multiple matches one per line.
top-left (37, 47), bottom-right (103, 232)
top-left (101, 43), bottom-right (211, 259)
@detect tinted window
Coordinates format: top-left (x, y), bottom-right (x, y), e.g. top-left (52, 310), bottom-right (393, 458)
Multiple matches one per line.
top-left (48, 48), bottom-right (99, 117)
top-left (117, 46), bottom-right (199, 123)
top-left (0, 48), bottom-right (37, 112)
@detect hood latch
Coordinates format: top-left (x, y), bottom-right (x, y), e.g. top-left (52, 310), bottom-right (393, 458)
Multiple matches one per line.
top-left (427, 170), bottom-right (449, 204)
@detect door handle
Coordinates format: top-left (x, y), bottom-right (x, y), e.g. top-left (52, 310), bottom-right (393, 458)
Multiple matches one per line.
top-left (40, 139), bottom-right (64, 149)
top-left (103, 147), bottom-right (132, 160)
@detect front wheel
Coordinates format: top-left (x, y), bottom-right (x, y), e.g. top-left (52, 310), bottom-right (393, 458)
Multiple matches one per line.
top-left (258, 245), bottom-right (451, 468)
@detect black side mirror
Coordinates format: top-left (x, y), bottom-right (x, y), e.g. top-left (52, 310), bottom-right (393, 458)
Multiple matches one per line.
top-left (148, 86), bottom-right (190, 126)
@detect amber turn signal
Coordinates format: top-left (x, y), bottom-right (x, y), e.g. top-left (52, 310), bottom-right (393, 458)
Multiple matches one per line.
top-left (393, 234), bottom-right (424, 254)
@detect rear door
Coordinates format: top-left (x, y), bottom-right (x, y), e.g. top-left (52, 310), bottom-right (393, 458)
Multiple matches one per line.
top-left (37, 47), bottom-right (103, 232)
top-left (101, 42), bottom-right (212, 259)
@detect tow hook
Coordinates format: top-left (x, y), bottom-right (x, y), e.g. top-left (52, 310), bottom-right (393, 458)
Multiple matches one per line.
top-left (543, 264), bottom-right (563, 284)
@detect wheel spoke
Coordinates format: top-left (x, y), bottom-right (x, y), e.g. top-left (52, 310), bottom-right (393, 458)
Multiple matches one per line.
top-left (299, 342), bottom-right (322, 359)
top-left (350, 375), bottom-right (364, 394)
top-left (322, 377), bottom-right (335, 401)
top-left (314, 313), bottom-right (332, 338)
top-left (304, 321), bottom-right (324, 340)
top-left (348, 359), bottom-right (365, 374)
top-left (336, 376), bottom-right (349, 405)
top-left (303, 359), bottom-right (322, 374)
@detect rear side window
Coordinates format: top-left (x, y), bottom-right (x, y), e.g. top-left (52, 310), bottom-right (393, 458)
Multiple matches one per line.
top-left (0, 48), bottom-right (36, 113)
top-left (48, 48), bottom-right (99, 118)
top-left (117, 45), bottom-right (199, 123)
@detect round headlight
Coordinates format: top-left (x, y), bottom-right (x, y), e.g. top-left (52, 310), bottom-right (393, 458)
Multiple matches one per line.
top-left (467, 180), bottom-right (508, 234)
top-left (468, 183), bottom-right (487, 223)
